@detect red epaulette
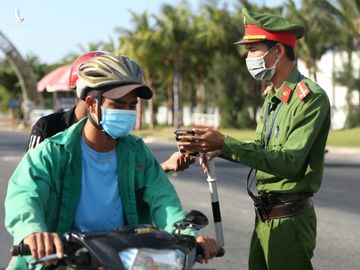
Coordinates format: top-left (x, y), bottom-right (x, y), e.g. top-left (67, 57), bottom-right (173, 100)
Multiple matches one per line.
top-left (280, 86), bottom-right (292, 103)
top-left (296, 81), bottom-right (310, 101)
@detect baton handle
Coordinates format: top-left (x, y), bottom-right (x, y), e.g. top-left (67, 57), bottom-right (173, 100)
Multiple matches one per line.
top-left (206, 159), bottom-right (216, 180)
top-left (206, 158), bottom-right (225, 248)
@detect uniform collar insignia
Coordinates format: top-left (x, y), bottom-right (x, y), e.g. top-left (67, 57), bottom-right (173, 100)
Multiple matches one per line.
top-left (275, 67), bottom-right (299, 103)
top-left (280, 86), bottom-right (292, 103)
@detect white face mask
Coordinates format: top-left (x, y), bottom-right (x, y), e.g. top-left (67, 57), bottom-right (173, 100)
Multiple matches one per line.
top-left (245, 47), bottom-right (280, 81)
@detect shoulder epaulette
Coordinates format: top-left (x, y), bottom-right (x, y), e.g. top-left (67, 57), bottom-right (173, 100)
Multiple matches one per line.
top-left (296, 81), bottom-right (310, 101)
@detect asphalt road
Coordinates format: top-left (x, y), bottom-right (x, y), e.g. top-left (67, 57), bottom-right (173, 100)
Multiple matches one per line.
top-left (0, 129), bottom-right (359, 269)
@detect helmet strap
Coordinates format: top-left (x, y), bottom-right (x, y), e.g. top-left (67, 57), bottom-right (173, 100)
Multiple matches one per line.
top-left (96, 94), bottom-right (104, 131)
top-left (88, 94), bottom-right (111, 138)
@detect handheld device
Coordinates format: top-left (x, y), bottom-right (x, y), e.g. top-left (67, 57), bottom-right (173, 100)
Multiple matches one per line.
top-left (174, 129), bottom-right (195, 141)
top-left (174, 130), bottom-right (198, 156)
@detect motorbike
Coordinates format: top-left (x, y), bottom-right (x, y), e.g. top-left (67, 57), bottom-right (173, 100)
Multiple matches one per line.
top-left (11, 210), bottom-right (224, 270)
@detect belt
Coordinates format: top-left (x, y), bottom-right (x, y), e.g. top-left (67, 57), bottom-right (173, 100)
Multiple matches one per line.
top-left (256, 192), bottom-right (313, 206)
top-left (254, 198), bottom-right (313, 222)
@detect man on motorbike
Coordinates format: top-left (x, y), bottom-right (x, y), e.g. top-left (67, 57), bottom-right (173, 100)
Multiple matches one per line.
top-left (27, 51), bottom-right (196, 173)
top-left (5, 53), bottom-right (218, 269)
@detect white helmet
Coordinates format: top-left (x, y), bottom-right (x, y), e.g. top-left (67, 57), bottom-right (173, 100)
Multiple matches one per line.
top-left (76, 53), bottom-right (152, 100)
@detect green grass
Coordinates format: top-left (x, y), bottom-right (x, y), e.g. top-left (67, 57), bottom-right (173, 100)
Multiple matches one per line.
top-left (134, 126), bottom-right (360, 148)
top-left (326, 127), bottom-right (360, 147)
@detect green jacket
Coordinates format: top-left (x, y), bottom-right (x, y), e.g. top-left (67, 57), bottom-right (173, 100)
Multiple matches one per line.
top-left (5, 118), bottom-right (189, 268)
top-left (221, 68), bottom-right (330, 194)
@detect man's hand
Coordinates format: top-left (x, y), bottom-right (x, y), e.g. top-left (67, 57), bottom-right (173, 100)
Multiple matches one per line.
top-left (195, 235), bottom-right (219, 264)
top-left (161, 152), bottom-right (196, 173)
top-left (23, 232), bottom-right (63, 265)
top-left (176, 128), bottom-right (226, 154)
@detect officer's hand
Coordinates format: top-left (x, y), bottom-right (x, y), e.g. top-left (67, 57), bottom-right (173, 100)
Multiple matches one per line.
top-left (161, 152), bottom-right (196, 172)
top-left (195, 235), bottom-right (219, 264)
top-left (199, 151), bottom-right (221, 173)
top-left (23, 232), bottom-right (64, 265)
top-left (177, 128), bottom-right (226, 153)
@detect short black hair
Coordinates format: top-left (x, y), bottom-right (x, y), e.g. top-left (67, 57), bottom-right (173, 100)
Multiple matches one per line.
top-left (262, 40), bottom-right (295, 61)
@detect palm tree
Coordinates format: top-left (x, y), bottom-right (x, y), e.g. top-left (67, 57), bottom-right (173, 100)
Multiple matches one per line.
top-left (154, 2), bottom-right (194, 127)
top-left (116, 11), bottom-right (165, 128)
top-left (324, 0), bottom-right (360, 127)
top-left (284, 0), bottom-right (342, 80)
top-left (191, 2), bottom-right (237, 114)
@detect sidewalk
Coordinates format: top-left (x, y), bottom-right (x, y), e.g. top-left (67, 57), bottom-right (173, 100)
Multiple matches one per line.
top-left (0, 115), bottom-right (28, 132)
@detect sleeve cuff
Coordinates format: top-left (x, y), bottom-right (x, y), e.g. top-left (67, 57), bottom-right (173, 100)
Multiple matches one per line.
top-left (220, 136), bottom-right (245, 161)
top-left (13, 223), bottom-right (47, 245)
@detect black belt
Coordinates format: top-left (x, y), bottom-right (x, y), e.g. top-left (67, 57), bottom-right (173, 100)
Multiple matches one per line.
top-left (256, 192), bottom-right (313, 206)
top-left (254, 198), bottom-right (313, 222)
top-left (246, 168), bottom-right (314, 221)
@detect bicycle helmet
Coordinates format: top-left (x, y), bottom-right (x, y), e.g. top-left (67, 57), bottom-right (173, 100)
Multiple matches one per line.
top-left (75, 53), bottom-right (152, 100)
top-left (68, 51), bottom-right (109, 89)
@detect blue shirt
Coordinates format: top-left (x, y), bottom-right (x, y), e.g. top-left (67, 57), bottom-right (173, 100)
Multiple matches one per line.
top-left (73, 137), bottom-right (124, 232)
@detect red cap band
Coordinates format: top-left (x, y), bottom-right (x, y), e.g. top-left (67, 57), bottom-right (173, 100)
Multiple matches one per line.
top-left (244, 24), bottom-right (297, 48)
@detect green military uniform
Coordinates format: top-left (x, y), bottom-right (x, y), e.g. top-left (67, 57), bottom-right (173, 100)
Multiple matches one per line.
top-left (221, 8), bottom-right (331, 270)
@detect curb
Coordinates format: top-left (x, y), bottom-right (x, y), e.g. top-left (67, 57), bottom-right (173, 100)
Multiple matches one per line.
top-left (326, 146), bottom-right (360, 155)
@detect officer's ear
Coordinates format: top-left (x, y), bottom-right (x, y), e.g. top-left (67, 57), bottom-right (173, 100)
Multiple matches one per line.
top-left (275, 43), bottom-right (286, 59)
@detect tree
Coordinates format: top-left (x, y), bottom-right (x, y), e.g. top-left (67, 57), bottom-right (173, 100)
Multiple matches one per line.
top-left (154, 2), bottom-right (194, 127)
top-left (328, 0), bottom-right (360, 127)
top-left (284, 0), bottom-right (343, 80)
top-left (116, 11), bottom-right (167, 128)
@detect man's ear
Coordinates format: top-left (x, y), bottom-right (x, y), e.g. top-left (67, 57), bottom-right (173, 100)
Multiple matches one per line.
top-left (84, 96), bottom-right (96, 113)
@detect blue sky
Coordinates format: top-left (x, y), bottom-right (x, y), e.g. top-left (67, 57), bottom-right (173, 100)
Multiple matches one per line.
top-left (0, 0), bottom-right (287, 64)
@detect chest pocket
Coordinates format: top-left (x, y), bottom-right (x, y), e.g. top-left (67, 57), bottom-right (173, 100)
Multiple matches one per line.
top-left (270, 124), bottom-right (290, 150)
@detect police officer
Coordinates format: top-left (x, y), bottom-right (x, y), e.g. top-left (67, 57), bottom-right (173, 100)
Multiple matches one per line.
top-left (177, 8), bottom-right (330, 270)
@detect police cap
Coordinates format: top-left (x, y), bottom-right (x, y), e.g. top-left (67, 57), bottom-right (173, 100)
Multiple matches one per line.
top-left (235, 8), bottom-right (304, 48)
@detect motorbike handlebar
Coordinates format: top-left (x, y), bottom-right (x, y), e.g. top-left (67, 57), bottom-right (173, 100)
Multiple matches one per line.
top-left (13, 243), bottom-right (225, 258)
top-left (11, 244), bottom-right (31, 256)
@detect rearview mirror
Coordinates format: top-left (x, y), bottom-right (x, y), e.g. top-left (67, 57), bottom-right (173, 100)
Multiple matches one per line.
top-left (174, 210), bottom-right (209, 233)
top-left (183, 210), bottom-right (208, 228)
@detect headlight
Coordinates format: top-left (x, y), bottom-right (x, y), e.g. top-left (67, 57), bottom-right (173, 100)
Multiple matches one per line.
top-left (118, 248), bottom-right (186, 270)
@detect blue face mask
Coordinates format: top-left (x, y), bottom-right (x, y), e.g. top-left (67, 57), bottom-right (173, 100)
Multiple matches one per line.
top-left (99, 108), bottom-right (137, 139)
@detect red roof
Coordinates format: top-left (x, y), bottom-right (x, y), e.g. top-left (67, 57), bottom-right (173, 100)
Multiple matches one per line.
top-left (37, 64), bottom-right (72, 92)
